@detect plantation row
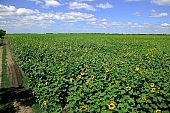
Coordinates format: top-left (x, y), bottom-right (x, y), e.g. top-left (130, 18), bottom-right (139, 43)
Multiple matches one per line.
top-left (8, 34), bottom-right (170, 113)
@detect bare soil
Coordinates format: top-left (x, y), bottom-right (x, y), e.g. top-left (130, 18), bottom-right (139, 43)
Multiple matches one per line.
top-left (5, 38), bottom-right (34, 113)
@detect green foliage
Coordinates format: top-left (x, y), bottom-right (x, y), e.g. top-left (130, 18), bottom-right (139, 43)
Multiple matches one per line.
top-left (8, 34), bottom-right (170, 112)
top-left (0, 29), bottom-right (6, 39)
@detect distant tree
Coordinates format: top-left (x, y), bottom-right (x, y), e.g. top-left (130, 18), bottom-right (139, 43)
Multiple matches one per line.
top-left (0, 29), bottom-right (6, 45)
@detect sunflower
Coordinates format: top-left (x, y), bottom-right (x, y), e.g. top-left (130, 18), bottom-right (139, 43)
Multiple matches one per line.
top-left (86, 79), bottom-right (90, 84)
top-left (121, 60), bottom-right (125, 64)
top-left (142, 97), bottom-right (147, 101)
top-left (105, 68), bottom-right (109, 72)
top-left (135, 67), bottom-right (139, 71)
top-left (150, 83), bottom-right (155, 87)
top-left (78, 75), bottom-right (82, 79)
top-left (70, 78), bottom-right (73, 83)
top-left (80, 71), bottom-right (85, 75)
top-left (43, 100), bottom-right (47, 106)
top-left (136, 76), bottom-right (140, 79)
top-left (151, 88), bottom-right (156, 93)
top-left (108, 101), bottom-right (115, 110)
top-left (91, 75), bottom-right (94, 79)
top-left (103, 75), bottom-right (107, 80)
top-left (80, 106), bottom-right (87, 111)
top-left (126, 86), bottom-right (131, 90)
top-left (45, 82), bottom-right (48, 85)
top-left (36, 79), bottom-right (38, 82)
top-left (155, 109), bottom-right (161, 113)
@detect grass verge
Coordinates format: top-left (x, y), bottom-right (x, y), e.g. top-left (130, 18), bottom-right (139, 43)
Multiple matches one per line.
top-left (1, 43), bottom-right (10, 88)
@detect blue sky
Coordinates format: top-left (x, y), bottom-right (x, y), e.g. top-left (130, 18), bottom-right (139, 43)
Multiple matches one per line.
top-left (0, 0), bottom-right (170, 34)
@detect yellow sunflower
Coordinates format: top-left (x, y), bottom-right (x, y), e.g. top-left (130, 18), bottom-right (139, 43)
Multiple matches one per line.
top-left (105, 68), bottom-right (109, 72)
top-left (150, 83), bottom-right (155, 87)
top-left (126, 86), bottom-right (131, 90)
top-left (80, 71), bottom-right (85, 75)
top-left (155, 109), bottom-right (161, 113)
top-left (108, 101), bottom-right (115, 110)
top-left (43, 100), bottom-right (47, 106)
top-left (91, 75), bottom-right (94, 79)
top-left (151, 88), bottom-right (156, 93)
top-left (70, 78), bottom-right (73, 83)
top-left (135, 67), bottom-right (139, 71)
top-left (78, 75), bottom-right (82, 79)
top-left (80, 106), bottom-right (87, 111)
top-left (142, 97), bottom-right (147, 101)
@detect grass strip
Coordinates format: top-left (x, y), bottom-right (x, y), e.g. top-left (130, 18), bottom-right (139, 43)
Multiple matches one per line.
top-left (1, 41), bottom-right (10, 88)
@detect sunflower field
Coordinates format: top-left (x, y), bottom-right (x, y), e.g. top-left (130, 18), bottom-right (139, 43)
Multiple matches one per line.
top-left (8, 34), bottom-right (170, 113)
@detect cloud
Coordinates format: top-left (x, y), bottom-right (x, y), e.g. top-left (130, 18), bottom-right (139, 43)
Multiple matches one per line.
top-left (0, 4), bottom-right (97, 31)
top-left (75, 0), bottom-right (94, 2)
top-left (68, 2), bottom-right (96, 11)
top-left (124, 0), bottom-right (143, 2)
top-left (132, 12), bottom-right (141, 16)
top-left (44, 0), bottom-right (62, 7)
top-left (96, 2), bottom-right (113, 9)
top-left (27, 0), bottom-right (42, 4)
top-left (149, 10), bottom-right (168, 17)
top-left (150, 0), bottom-right (170, 6)
top-left (0, 4), bottom-right (40, 17)
top-left (161, 23), bottom-right (170, 27)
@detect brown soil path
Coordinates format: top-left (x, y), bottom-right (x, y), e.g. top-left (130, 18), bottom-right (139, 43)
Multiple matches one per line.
top-left (0, 46), bottom-right (2, 88)
top-left (5, 38), bottom-right (34, 113)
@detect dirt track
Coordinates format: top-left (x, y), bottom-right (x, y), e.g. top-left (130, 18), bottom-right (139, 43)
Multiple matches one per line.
top-left (5, 38), bottom-right (33, 113)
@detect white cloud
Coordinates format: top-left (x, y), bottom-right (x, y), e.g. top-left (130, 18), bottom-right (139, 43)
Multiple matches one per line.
top-left (149, 10), bottom-right (168, 17)
top-left (150, 0), bottom-right (170, 6)
top-left (124, 0), bottom-right (143, 2)
top-left (0, 4), bottom-right (40, 17)
top-left (161, 23), bottom-right (170, 27)
top-left (75, 0), bottom-right (94, 2)
top-left (132, 12), bottom-right (141, 16)
top-left (68, 2), bottom-right (96, 11)
top-left (96, 2), bottom-right (113, 9)
top-left (44, 0), bottom-right (62, 7)
top-left (27, 0), bottom-right (42, 4)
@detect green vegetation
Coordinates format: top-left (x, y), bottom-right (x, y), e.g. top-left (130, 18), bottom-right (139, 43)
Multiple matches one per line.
top-left (8, 34), bottom-right (170, 113)
top-left (0, 29), bottom-right (6, 46)
top-left (1, 43), bottom-right (10, 88)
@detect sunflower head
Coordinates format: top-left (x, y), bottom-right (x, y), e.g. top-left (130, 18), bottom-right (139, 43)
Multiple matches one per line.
top-left (43, 100), bottom-right (47, 106)
top-left (80, 106), bottom-right (87, 111)
top-left (91, 75), bottom-right (94, 79)
top-left (135, 67), bottom-right (139, 71)
top-left (45, 82), bottom-right (48, 85)
top-left (150, 83), bottom-right (155, 87)
top-left (142, 97), bottom-right (147, 101)
top-left (155, 109), bottom-right (161, 113)
top-left (126, 86), bottom-right (131, 90)
top-left (80, 71), bottom-right (85, 75)
top-left (108, 101), bottom-right (115, 110)
top-left (70, 78), bottom-right (73, 83)
top-left (78, 75), bottom-right (82, 79)
top-left (103, 75), bottom-right (107, 80)
top-left (151, 88), bottom-right (156, 93)
top-left (105, 68), bottom-right (109, 72)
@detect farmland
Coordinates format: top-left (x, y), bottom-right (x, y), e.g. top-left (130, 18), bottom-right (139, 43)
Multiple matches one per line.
top-left (7, 34), bottom-right (170, 113)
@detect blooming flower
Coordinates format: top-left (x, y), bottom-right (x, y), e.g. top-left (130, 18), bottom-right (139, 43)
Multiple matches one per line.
top-left (103, 75), bottom-right (107, 80)
top-left (108, 101), bottom-right (115, 110)
top-left (91, 75), bottom-right (94, 79)
top-left (70, 78), bottom-right (73, 83)
top-left (151, 88), bottom-right (156, 93)
top-left (80, 71), bottom-right (85, 75)
top-left (43, 100), bottom-right (47, 106)
top-left (45, 82), bottom-right (48, 85)
top-left (78, 75), bottom-right (82, 79)
top-left (105, 68), bottom-right (109, 72)
top-left (155, 109), bottom-right (161, 113)
top-left (150, 83), bottom-right (155, 87)
top-left (142, 97), bottom-right (147, 101)
top-left (126, 86), bottom-right (131, 90)
top-left (80, 106), bottom-right (87, 111)
top-left (135, 67), bottom-right (139, 71)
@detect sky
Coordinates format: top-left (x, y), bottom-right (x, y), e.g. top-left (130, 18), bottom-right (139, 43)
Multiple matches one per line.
top-left (0, 0), bottom-right (170, 34)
